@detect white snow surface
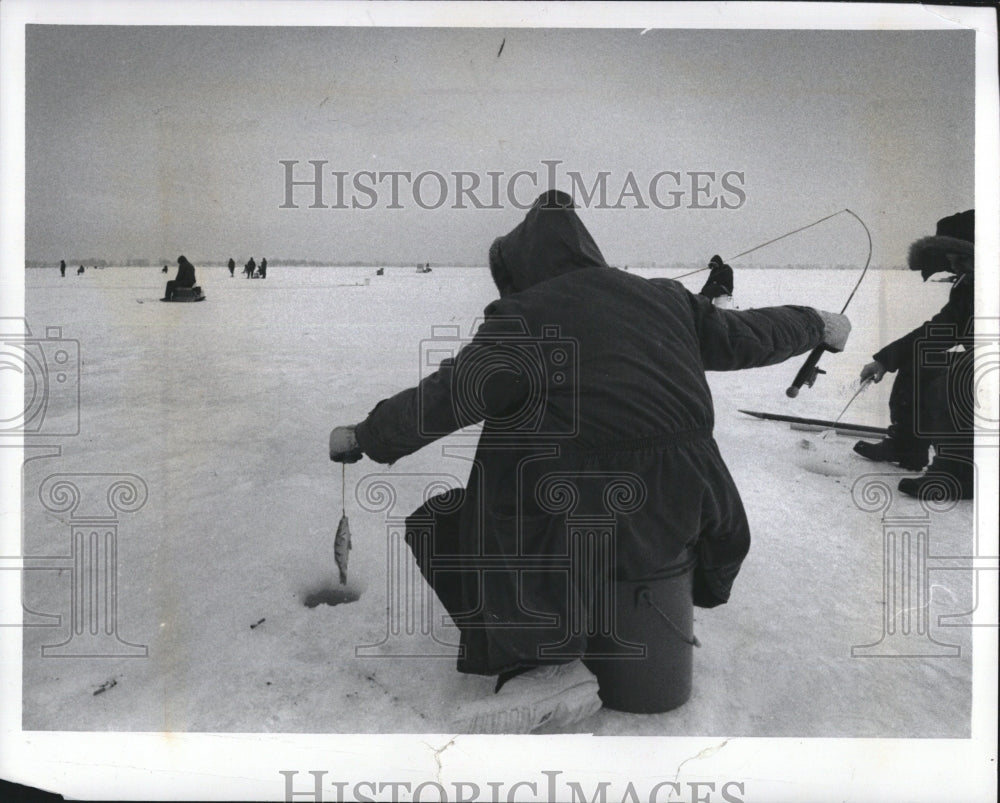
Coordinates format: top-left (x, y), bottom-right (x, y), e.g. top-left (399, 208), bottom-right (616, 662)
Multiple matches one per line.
top-left (20, 265), bottom-right (975, 737)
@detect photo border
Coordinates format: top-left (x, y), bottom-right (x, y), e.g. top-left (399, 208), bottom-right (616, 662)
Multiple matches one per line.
top-left (2, 2), bottom-right (996, 801)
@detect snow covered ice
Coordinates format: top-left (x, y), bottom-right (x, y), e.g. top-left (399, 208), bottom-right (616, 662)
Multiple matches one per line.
top-left (20, 264), bottom-right (975, 736)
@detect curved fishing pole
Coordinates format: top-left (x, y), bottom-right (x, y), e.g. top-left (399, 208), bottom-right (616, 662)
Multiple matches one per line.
top-left (786, 207), bottom-right (873, 397)
top-left (670, 209), bottom-right (849, 281)
top-left (835, 208), bottom-right (873, 315)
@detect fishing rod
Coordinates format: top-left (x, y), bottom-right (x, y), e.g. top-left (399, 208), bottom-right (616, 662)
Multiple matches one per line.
top-left (670, 209), bottom-right (849, 281)
top-left (667, 207), bottom-right (873, 397)
top-left (786, 208), bottom-right (872, 397)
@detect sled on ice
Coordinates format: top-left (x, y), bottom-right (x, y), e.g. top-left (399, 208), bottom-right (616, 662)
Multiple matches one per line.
top-left (161, 286), bottom-right (206, 302)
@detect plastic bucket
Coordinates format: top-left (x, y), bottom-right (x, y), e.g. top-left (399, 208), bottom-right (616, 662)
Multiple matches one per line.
top-left (583, 551), bottom-right (696, 714)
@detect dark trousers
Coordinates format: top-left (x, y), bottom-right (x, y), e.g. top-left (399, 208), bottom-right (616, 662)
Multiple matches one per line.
top-left (890, 350), bottom-right (974, 477)
top-left (403, 489), bottom-right (590, 676)
top-left (163, 280), bottom-right (193, 300)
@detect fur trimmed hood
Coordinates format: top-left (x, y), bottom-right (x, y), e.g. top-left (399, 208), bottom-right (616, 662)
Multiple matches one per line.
top-left (908, 235), bottom-right (974, 280)
top-left (908, 210), bottom-right (974, 280)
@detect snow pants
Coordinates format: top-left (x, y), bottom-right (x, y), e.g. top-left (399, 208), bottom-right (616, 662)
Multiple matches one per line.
top-left (403, 487), bottom-right (697, 688)
top-left (890, 349), bottom-right (975, 480)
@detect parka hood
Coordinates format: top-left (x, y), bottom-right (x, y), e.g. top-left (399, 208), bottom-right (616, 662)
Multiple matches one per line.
top-left (908, 209), bottom-right (974, 281)
top-left (488, 190), bottom-right (608, 295)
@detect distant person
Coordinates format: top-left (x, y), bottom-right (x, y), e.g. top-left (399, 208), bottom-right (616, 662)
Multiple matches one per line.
top-left (699, 255), bottom-right (734, 308)
top-left (245, 257), bottom-right (256, 279)
top-left (228, 258), bottom-right (236, 277)
top-left (77, 265), bottom-right (85, 275)
top-left (162, 264), bottom-right (169, 274)
top-left (376, 268), bottom-right (384, 276)
top-left (259, 258), bottom-right (267, 279)
top-left (59, 260), bottom-right (66, 277)
top-left (163, 255), bottom-right (197, 301)
top-left (853, 210), bottom-right (975, 500)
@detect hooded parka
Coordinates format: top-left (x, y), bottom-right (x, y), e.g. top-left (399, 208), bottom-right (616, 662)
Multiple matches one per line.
top-left (355, 191), bottom-right (825, 675)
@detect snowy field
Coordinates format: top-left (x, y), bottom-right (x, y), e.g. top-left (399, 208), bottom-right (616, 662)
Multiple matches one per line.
top-left (20, 264), bottom-right (976, 737)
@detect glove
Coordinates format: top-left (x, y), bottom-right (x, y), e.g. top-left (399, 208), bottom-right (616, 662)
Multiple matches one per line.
top-left (815, 309), bottom-right (851, 353)
top-left (329, 425), bottom-right (363, 463)
top-left (860, 360), bottom-right (887, 383)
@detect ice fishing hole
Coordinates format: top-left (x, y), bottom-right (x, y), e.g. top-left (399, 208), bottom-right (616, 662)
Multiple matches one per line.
top-left (303, 585), bottom-right (361, 609)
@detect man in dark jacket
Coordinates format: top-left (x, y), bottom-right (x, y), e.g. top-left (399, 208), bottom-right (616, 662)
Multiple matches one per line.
top-left (163, 255), bottom-right (197, 301)
top-left (853, 210), bottom-right (975, 500)
top-left (329, 190), bottom-right (850, 732)
top-left (699, 254), bottom-right (734, 305)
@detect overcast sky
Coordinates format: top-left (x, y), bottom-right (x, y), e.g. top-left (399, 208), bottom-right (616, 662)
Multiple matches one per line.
top-left (25, 25), bottom-right (974, 267)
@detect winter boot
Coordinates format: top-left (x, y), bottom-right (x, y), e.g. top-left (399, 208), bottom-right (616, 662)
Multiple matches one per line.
top-left (898, 458), bottom-right (973, 501)
top-left (450, 660), bottom-right (602, 734)
top-left (853, 437), bottom-right (928, 471)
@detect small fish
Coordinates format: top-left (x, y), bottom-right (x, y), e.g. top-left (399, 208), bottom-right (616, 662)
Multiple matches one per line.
top-left (334, 512), bottom-right (352, 585)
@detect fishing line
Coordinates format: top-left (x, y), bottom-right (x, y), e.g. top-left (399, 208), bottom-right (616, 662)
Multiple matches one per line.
top-left (819, 377), bottom-right (874, 441)
top-left (670, 208), bottom-right (853, 280)
top-left (833, 377), bottom-right (873, 427)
